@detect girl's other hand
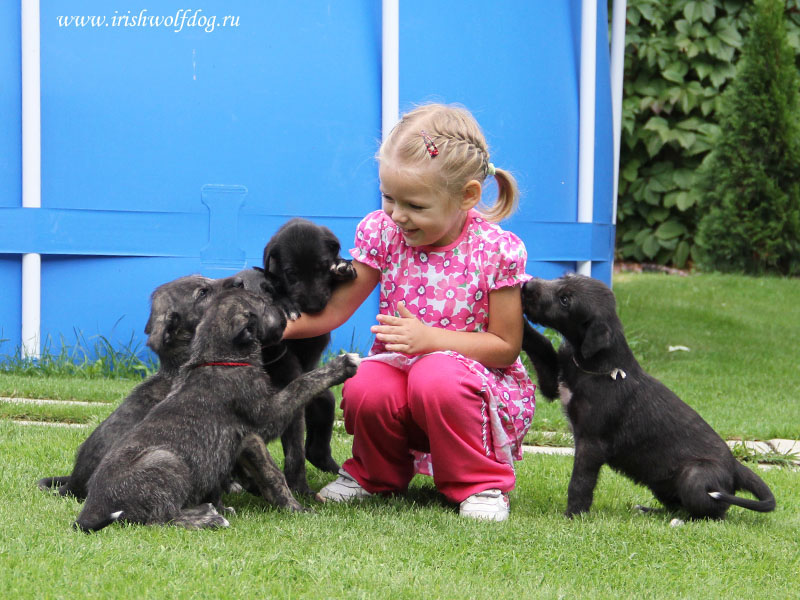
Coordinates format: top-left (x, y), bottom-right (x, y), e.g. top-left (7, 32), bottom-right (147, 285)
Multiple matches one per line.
top-left (372, 302), bottom-right (433, 355)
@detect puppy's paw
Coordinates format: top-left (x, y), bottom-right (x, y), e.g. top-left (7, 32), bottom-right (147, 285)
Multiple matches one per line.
top-left (279, 299), bottom-right (302, 321)
top-left (40, 484), bottom-right (62, 497)
top-left (321, 353), bottom-right (361, 386)
top-left (207, 514), bottom-right (231, 529)
top-left (37, 476), bottom-right (67, 495)
top-left (305, 449), bottom-right (340, 475)
top-left (227, 481), bottom-right (245, 494)
top-left (287, 501), bottom-right (313, 514)
top-left (287, 480), bottom-right (315, 497)
top-left (564, 507), bottom-right (588, 519)
top-left (331, 259), bottom-right (357, 281)
top-left (340, 352), bottom-right (361, 378)
top-left (669, 518), bottom-right (685, 527)
top-left (174, 503), bottom-right (231, 530)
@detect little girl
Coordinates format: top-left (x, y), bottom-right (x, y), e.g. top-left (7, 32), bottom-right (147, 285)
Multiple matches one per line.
top-left (283, 103), bottom-right (536, 521)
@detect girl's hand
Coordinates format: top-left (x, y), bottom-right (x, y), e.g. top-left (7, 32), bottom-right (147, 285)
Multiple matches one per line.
top-left (371, 302), bottom-right (433, 355)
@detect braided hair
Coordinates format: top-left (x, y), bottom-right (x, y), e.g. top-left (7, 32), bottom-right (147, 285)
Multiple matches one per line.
top-left (378, 103), bottom-right (519, 222)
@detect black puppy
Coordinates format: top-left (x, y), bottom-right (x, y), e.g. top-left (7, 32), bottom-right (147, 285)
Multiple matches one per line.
top-left (38, 275), bottom-right (229, 499)
top-left (521, 274), bottom-right (775, 521)
top-left (260, 218), bottom-right (357, 493)
top-left (74, 288), bottom-right (360, 532)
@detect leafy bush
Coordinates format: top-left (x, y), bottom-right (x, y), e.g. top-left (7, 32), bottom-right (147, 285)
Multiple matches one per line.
top-left (695, 0), bottom-right (800, 275)
top-left (615, 0), bottom-right (800, 267)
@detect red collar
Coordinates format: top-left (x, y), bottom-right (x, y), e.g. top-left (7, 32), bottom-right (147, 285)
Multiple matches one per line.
top-left (194, 362), bottom-right (254, 368)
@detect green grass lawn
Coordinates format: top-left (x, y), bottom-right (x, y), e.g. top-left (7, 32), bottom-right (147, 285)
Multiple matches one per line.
top-left (613, 272), bottom-right (800, 441)
top-left (1, 272), bottom-right (798, 599)
top-left (3, 422), bottom-right (797, 599)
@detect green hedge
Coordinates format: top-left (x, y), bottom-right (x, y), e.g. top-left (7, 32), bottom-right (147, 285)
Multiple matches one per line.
top-left (615, 0), bottom-right (800, 268)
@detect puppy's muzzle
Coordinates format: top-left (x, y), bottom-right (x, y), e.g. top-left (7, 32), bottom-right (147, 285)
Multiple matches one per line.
top-left (260, 308), bottom-right (287, 346)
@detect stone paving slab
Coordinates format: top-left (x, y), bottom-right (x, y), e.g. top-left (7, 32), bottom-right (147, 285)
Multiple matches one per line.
top-left (522, 445), bottom-right (574, 456)
top-left (768, 439), bottom-right (800, 455)
top-left (0, 396), bottom-right (108, 407)
top-left (726, 440), bottom-right (773, 454)
top-left (13, 420), bottom-right (88, 428)
top-left (522, 438), bottom-right (799, 466)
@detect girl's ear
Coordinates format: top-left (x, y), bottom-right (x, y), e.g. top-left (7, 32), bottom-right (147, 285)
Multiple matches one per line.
top-left (460, 180), bottom-right (482, 211)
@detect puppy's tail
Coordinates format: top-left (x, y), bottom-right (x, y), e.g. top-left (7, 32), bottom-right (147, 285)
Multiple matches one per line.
top-left (37, 475), bottom-right (71, 493)
top-left (708, 463), bottom-right (776, 513)
top-left (73, 508), bottom-right (124, 533)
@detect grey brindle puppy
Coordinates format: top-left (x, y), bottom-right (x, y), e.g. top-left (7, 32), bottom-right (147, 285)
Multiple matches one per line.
top-left (37, 275), bottom-right (230, 499)
top-left (74, 287), bottom-right (360, 532)
top-left (521, 274), bottom-right (775, 521)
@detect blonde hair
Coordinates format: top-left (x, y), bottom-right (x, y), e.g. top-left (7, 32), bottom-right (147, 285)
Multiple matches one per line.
top-left (378, 103), bottom-right (519, 222)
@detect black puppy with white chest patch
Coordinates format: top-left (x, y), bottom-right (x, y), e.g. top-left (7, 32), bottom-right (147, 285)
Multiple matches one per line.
top-left (521, 274), bottom-right (775, 521)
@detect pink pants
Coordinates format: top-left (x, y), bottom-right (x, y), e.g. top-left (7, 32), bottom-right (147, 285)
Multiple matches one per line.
top-left (340, 354), bottom-right (515, 503)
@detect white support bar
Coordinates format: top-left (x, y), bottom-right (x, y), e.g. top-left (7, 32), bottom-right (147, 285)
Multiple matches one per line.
top-left (21, 0), bottom-right (42, 359)
top-left (21, 253), bottom-right (41, 358)
top-left (382, 0), bottom-right (399, 140)
top-left (577, 0), bottom-right (597, 277)
top-left (610, 0), bottom-right (627, 226)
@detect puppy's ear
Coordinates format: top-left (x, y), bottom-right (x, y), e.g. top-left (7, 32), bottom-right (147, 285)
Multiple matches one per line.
top-left (145, 312), bottom-right (180, 353)
top-left (263, 243), bottom-right (279, 276)
top-left (162, 313), bottom-right (181, 347)
top-left (581, 320), bottom-right (612, 358)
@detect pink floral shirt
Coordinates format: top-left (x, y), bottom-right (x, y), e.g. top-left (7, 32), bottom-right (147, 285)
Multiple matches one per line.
top-left (350, 209), bottom-right (536, 472)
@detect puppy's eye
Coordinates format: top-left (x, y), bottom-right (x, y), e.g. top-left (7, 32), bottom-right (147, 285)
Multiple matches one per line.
top-left (196, 288), bottom-right (209, 299)
top-left (559, 295), bottom-right (570, 307)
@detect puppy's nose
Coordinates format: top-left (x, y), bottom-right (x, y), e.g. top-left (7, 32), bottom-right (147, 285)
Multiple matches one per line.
top-left (521, 279), bottom-right (544, 303)
top-left (260, 310), bottom-right (285, 344)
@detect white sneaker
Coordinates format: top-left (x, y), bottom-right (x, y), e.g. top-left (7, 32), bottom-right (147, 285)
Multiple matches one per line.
top-left (316, 469), bottom-right (372, 503)
top-left (459, 489), bottom-right (510, 522)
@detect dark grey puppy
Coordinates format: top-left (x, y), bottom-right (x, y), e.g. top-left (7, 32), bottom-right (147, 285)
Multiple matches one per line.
top-left (260, 218), bottom-right (357, 493)
top-left (74, 287), bottom-right (360, 532)
top-left (37, 275), bottom-right (229, 499)
top-left (521, 274), bottom-right (775, 521)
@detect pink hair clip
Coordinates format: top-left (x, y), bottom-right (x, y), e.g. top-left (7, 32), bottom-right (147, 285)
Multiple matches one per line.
top-left (420, 130), bottom-right (439, 157)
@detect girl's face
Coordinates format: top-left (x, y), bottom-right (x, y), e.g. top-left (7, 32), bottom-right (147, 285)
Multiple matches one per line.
top-left (379, 162), bottom-right (472, 248)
